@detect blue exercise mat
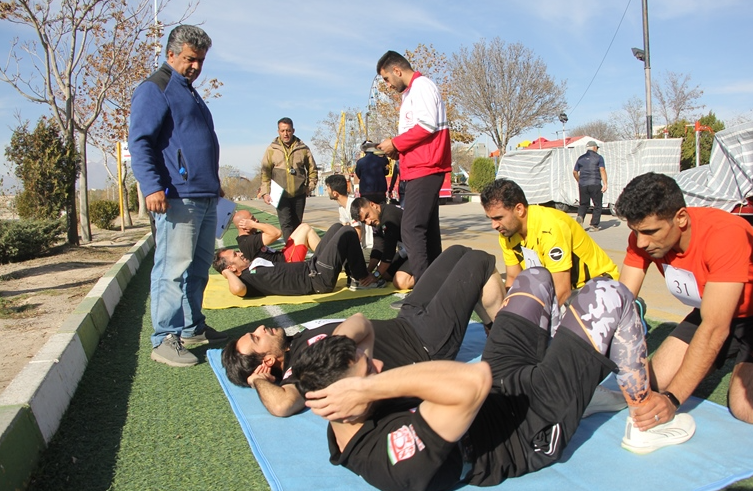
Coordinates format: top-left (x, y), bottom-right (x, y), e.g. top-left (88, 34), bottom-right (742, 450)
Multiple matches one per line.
top-left (208, 322), bottom-right (753, 491)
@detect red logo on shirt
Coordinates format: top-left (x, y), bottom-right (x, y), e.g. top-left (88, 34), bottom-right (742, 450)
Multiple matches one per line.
top-left (387, 424), bottom-right (424, 464)
top-left (307, 334), bottom-right (329, 345)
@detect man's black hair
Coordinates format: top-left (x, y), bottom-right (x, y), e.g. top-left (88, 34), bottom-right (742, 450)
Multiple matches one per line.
top-left (221, 338), bottom-right (266, 387)
top-left (278, 117), bottom-right (294, 127)
top-left (480, 178), bottom-right (528, 210)
top-left (614, 172), bottom-right (686, 222)
top-left (325, 174), bottom-right (348, 195)
top-left (212, 247), bottom-right (232, 273)
top-left (350, 197), bottom-right (373, 222)
top-left (292, 336), bottom-right (357, 396)
top-left (376, 50), bottom-right (412, 74)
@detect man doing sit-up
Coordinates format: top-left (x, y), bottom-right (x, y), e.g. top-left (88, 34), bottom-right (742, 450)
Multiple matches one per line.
top-left (293, 268), bottom-right (696, 491)
top-left (233, 209), bottom-right (319, 264)
top-left (221, 245), bottom-right (505, 417)
top-left (213, 223), bottom-right (380, 298)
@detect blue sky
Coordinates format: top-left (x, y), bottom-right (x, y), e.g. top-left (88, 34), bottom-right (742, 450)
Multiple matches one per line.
top-left (1, 0), bottom-right (752, 189)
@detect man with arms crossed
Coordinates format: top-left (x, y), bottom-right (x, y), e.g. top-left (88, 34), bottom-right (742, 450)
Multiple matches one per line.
top-left (615, 172), bottom-right (753, 424)
top-left (481, 178), bottom-right (619, 306)
top-left (295, 268), bottom-right (694, 491)
top-left (221, 245), bottom-right (504, 417)
top-left (376, 50), bottom-right (451, 283)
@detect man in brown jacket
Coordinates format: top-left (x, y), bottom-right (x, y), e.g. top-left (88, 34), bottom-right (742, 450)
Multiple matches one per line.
top-left (260, 117), bottom-right (319, 241)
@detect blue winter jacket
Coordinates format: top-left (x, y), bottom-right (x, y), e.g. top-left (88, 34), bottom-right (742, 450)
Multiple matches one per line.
top-left (129, 63), bottom-right (221, 198)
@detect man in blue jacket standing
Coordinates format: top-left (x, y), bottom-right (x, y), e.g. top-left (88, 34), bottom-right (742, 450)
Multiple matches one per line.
top-left (129, 25), bottom-right (227, 367)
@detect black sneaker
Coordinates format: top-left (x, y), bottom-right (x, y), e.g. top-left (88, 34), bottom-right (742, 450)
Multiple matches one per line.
top-left (151, 334), bottom-right (199, 367)
top-left (181, 326), bottom-right (228, 346)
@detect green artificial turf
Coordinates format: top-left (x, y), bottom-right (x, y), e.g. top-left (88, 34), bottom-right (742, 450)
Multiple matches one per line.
top-left (25, 208), bottom-right (752, 490)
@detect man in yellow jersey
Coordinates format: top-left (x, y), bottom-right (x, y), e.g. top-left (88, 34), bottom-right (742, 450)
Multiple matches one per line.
top-left (481, 178), bottom-right (619, 306)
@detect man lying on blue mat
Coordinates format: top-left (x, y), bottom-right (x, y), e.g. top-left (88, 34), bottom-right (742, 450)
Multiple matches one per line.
top-left (221, 246), bottom-right (506, 416)
top-left (212, 223), bottom-right (382, 298)
top-left (293, 268), bottom-right (697, 491)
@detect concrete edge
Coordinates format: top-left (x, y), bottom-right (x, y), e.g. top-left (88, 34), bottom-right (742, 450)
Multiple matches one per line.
top-left (0, 232), bottom-right (153, 491)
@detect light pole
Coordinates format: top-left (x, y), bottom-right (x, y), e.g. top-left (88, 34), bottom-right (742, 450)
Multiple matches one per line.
top-left (559, 112), bottom-right (568, 149)
top-left (631, 0), bottom-right (652, 139)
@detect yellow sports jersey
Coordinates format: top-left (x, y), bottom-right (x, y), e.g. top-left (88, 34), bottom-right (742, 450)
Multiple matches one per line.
top-left (499, 205), bottom-right (619, 289)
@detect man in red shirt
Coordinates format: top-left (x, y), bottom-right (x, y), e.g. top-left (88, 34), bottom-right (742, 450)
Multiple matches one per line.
top-left (615, 172), bottom-right (753, 424)
top-left (376, 50), bottom-right (451, 283)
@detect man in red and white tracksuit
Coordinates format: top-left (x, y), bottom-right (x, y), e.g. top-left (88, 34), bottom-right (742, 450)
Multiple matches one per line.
top-left (376, 50), bottom-right (451, 283)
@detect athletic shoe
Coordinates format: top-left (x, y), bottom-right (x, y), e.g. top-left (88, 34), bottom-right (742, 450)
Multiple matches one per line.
top-left (587, 225), bottom-right (600, 232)
top-left (621, 413), bottom-right (696, 454)
top-left (151, 334), bottom-right (199, 367)
top-left (582, 385), bottom-right (628, 418)
top-left (181, 326), bottom-right (228, 346)
top-left (349, 278), bottom-right (386, 291)
top-left (576, 216), bottom-right (584, 226)
top-left (390, 293), bottom-right (410, 310)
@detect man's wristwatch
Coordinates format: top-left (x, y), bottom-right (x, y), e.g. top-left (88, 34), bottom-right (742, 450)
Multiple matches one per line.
top-left (373, 271), bottom-right (381, 278)
top-left (662, 391), bottom-right (681, 409)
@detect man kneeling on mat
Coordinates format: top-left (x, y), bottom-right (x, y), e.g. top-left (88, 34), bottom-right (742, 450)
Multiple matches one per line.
top-left (293, 268), bottom-right (696, 491)
top-left (221, 246), bottom-right (505, 416)
top-left (213, 223), bottom-right (381, 298)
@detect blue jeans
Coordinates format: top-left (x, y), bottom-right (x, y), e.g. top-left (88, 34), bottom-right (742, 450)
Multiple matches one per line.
top-left (150, 197), bottom-right (217, 347)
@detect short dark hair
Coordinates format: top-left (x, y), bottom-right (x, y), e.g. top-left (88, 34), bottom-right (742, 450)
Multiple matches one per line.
top-left (292, 336), bottom-right (357, 395)
top-left (325, 174), bottom-right (348, 195)
top-left (480, 178), bottom-right (528, 210)
top-left (278, 117), bottom-right (294, 127)
top-left (212, 247), bottom-right (232, 273)
top-left (166, 25), bottom-right (212, 56)
top-left (376, 50), bottom-right (412, 74)
top-left (350, 197), bottom-right (371, 222)
top-left (221, 338), bottom-right (265, 387)
top-left (614, 172), bottom-right (686, 222)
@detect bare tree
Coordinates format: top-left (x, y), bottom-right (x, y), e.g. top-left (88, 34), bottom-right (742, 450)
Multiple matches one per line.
top-left (450, 37), bottom-right (566, 156)
top-left (311, 108), bottom-right (367, 174)
top-left (451, 142), bottom-right (475, 175)
top-left (568, 119), bottom-right (619, 142)
top-left (611, 95), bottom-right (646, 140)
top-left (0, 0), bottom-right (194, 243)
top-left (653, 71), bottom-right (704, 127)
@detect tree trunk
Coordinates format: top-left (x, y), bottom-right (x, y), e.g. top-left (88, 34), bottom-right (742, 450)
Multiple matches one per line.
top-left (77, 132), bottom-right (92, 242)
top-left (121, 178), bottom-right (133, 227)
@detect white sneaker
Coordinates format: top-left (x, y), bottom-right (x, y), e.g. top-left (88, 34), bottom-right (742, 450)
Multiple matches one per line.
top-left (621, 413), bottom-right (696, 454)
top-left (583, 385), bottom-right (628, 418)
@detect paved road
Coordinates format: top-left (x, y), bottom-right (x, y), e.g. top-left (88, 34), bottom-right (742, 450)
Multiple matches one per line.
top-left (242, 196), bottom-right (686, 324)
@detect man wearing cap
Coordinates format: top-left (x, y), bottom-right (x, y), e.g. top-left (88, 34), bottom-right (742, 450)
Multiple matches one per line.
top-left (573, 141), bottom-right (608, 232)
top-left (355, 140), bottom-right (390, 204)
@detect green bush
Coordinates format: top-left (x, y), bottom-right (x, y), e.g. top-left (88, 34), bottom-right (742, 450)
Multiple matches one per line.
top-left (128, 183), bottom-right (139, 212)
top-left (89, 200), bottom-right (120, 230)
top-left (468, 157), bottom-right (497, 193)
top-left (0, 219), bottom-right (65, 264)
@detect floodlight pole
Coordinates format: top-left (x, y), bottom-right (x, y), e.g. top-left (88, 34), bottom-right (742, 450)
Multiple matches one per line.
top-left (641, 0), bottom-right (653, 139)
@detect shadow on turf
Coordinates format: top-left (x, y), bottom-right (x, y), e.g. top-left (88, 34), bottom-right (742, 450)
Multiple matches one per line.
top-left (647, 321), bottom-right (737, 403)
top-left (27, 257), bottom-right (153, 491)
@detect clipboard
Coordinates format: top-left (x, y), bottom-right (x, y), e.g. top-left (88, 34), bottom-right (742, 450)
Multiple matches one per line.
top-left (215, 197), bottom-right (237, 238)
top-left (269, 180), bottom-right (284, 209)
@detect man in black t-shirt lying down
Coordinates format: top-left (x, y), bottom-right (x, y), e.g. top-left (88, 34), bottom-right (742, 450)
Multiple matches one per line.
top-left (293, 268), bottom-right (697, 491)
top-left (220, 245), bottom-right (506, 417)
top-left (212, 223), bottom-right (382, 298)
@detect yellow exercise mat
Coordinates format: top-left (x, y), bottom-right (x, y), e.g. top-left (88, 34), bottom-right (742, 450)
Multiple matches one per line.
top-left (202, 273), bottom-right (406, 309)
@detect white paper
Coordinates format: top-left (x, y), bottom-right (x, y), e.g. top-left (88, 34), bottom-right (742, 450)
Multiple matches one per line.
top-left (215, 197), bottom-right (237, 239)
top-left (270, 180), bottom-right (284, 209)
